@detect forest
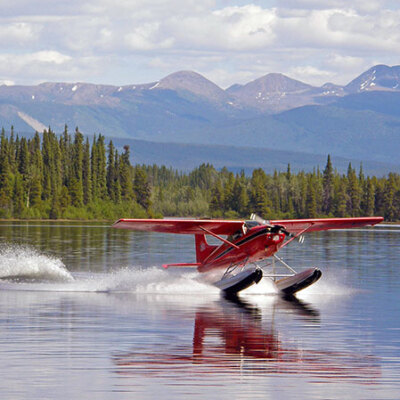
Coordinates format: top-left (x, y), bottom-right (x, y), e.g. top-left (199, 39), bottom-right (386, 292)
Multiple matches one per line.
top-left (0, 127), bottom-right (399, 221)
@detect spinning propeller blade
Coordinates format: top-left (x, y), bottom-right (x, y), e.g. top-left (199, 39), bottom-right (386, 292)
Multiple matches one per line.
top-left (250, 213), bottom-right (270, 226)
top-left (250, 213), bottom-right (292, 237)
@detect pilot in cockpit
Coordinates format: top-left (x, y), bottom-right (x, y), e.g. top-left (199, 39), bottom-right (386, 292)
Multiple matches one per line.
top-left (227, 224), bottom-right (248, 243)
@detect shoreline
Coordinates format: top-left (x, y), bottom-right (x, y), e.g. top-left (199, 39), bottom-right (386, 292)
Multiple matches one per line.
top-left (0, 219), bottom-right (113, 223)
top-left (0, 218), bottom-right (396, 224)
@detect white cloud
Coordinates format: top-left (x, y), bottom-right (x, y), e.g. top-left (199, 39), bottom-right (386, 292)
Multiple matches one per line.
top-left (276, 0), bottom-right (388, 14)
top-left (273, 7), bottom-right (400, 56)
top-left (31, 50), bottom-right (72, 64)
top-left (327, 54), bottom-right (365, 70)
top-left (0, 21), bottom-right (40, 46)
top-left (208, 5), bottom-right (277, 50)
top-left (0, 80), bottom-right (15, 86)
top-left (0, 51), bottom-right (99, 84)
top-left (125, 23), bottom-right (174, 51)
top-left (1, 1), bottom-right (400, 87)
top-left (287, 66), bottom-right (332, 86)
top-left (0, 51), bottom-right (71, 69)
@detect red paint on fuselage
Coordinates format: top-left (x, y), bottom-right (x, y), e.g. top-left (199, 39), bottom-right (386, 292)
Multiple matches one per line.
top-left (197, 226), bottom-right (285, 273)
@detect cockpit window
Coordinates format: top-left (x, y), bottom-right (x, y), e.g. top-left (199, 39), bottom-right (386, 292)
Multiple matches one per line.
top-left (227, 230), bottom-right (243, 243)
top-left (244, 220), bottom-right (260, 230)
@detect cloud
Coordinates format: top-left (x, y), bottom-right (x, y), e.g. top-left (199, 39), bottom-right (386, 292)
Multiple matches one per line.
top-left (0, 22), bottom-right (40, 46)
top-left (1, 1), bottom-right (400, 87)
top-left (276, 0), bottom-right (388, 14)
top-left (273, 7), bottom-right (400, 56)
top-left (0, 51), bottom-right (100, 84)
top-left (31, 50), bottom-right (72, 64)
top-left (0, 80), bottom-right (15, 86)
top-left (287, 65), bottom-right (332, 85)
top-left (0, 50), bottom-right (71, 70)
top-left (326, 54), bottom-right (365, 70)
top-left (125, 23), bottom-right (175, 51)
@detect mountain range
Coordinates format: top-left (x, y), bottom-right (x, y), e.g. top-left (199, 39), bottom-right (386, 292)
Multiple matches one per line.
top-left (1, 64), bottom-right (400, 171)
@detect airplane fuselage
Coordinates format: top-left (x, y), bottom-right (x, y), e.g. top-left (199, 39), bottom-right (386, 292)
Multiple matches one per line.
top-left (197, 226), bottom-right (286, 273)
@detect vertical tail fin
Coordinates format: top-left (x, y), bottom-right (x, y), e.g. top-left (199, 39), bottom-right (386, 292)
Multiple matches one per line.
top-left (195, 234), bottom-right (218, 264)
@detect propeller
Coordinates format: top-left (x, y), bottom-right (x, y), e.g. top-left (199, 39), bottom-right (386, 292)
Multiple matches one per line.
top-left (250, 213), bottom-right (293, 237)
top-left (250, 213), bottom-right (270, 226)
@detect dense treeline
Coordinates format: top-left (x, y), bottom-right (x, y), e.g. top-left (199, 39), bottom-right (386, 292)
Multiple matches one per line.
top-left (0, 128), bottom-right (399, 220)
top-left (145, 157), bottom-right (400, 221)
top-left (0, 127), bottom-right (152, 219)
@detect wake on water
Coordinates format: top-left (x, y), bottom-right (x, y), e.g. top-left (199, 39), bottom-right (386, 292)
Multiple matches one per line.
top-left (0, 244), bottom-right (73, 282)
top-left (0, 244), bottom-right (215, 294)
top-left (0, 244), bottom-right (355, 299)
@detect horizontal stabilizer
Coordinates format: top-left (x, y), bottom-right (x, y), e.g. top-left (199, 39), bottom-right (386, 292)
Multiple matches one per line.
top-left (162, 263), bottom-right (201, 269)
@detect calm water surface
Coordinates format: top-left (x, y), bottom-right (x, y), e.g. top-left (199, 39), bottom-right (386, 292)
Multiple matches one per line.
top-left (0, 222), bottom-right (399, 399)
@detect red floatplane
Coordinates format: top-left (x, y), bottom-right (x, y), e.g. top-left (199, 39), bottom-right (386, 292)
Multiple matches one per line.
top-left (112, 215), bottom-right (383, 296)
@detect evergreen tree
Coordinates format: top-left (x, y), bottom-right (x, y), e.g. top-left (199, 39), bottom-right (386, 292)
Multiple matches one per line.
top-left (59, 185), bottom-right (70, 214)
top-left (18, 137), bottom-right (29, 176)
top-left (8, 126), bottom-right (16, 173)
top-left (106, 140), bottom-right (116, 200)
top-left (209, 180), bottom-right (224, 216)
top-left (42, 129), bottom-right (52, 200)
top-left (25, 133), bottom-right (43, 209)
top-left (50, 130), bottom-right (62, 216)
top-left (69, 128), bottom-right (84, 207)
top-left (383, 173), bottom-right (397, 221)
top-left (82, 138), bottom-right (92, 205)
top-left (335, 177), bottom-right (348, 217)
top-left (96, 135), bottom-right (107, 199)
top-left (90, 135), bottom-right (98, 199)
top-left (286, 164), bottom-right (291, 181)
top-left (364, 177), bottom-right (376, 216)
top-left (305, 175), bottom-right (317, 218)
top-left (230, 176), bottom-right (243, 215)
top-left (119, 145), bottom-right (134, 201)
top-left (133, 166), bottom-right (151, 210)
top-left (297, 172), bottom-right (308, 217)
top-left (12, 172), bottom-right (25, 217)
top-left (347, 163), bottom-right (361, 216)
top-left (322, 155), bottom-right (334, 215)
top-left (249, 169), bottom-right (271, 218)
top-left (359, 163), bottom-right (365, 188)
top-left (0, 130), bottom-right (13, 215)
top-left (271, 170), bottom-right (281, 215)
top-left (113, 149), bottom-right (121, 203)
top-left (237, 182), bottom-right (249, 217)
top-left (223, 172), bottom-right (235, 212)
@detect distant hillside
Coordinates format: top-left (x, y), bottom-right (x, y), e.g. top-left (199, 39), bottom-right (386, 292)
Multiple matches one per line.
top-left (226, 73), bottom-right (319, 113)
top-left (110, 137), bottom-right (400, 176)
top-left (1, 64), bottom-right (400, 167)
top-left (12, 131), bottom-right (399, 176)
top-left (345, 65), bottom-right (400, 93)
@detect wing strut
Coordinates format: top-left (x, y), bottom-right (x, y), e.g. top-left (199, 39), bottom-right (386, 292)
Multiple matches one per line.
top-left (199, 226), bottom-right (240, 250)
top-left (279, 224), bottom-right (313, 249)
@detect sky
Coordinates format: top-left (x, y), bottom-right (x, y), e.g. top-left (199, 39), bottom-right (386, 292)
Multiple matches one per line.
top-left (1, 0), bottom-right (400, 88)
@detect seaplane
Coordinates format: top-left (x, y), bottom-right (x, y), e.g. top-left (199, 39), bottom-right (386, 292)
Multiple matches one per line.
top-left (112, 215), bottom-right (383, 296)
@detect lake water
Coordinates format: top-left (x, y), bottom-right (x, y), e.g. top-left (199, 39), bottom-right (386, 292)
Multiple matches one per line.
top-left (0, 222), bottom-right (399, 399)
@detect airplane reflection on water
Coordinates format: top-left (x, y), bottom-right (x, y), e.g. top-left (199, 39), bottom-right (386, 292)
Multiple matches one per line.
top-left (113, 295), bottom-right (380, 383)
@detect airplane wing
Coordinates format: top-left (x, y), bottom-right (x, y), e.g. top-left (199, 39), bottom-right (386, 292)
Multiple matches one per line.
top-left (112, 218), bottom-right (245, 235)
top-left (113, 216), bottom-right (383, 236)
top-left (270, 217), bottom-right (384, 235)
